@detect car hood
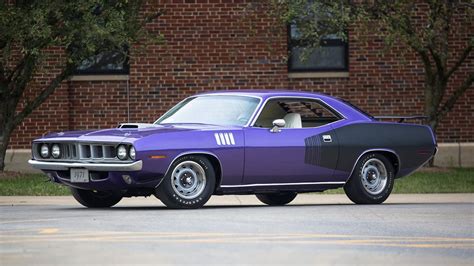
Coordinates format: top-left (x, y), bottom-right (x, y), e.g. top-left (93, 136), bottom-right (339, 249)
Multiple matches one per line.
top-left (35, 124), bottom-right (239, 143)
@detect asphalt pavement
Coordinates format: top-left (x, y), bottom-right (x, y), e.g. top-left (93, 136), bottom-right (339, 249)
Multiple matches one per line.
top-left (1, 194), bottom-right (473, 265)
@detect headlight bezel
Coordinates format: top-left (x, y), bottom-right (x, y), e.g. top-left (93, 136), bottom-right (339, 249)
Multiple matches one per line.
top-left (129, 146), bottom-right (136, 160)
top-left (40, 144), bottom-right (50, 158)
top-left (51, 144), bottom-right (61, 159)
top-left (117, 145), bottom-right (128, 160)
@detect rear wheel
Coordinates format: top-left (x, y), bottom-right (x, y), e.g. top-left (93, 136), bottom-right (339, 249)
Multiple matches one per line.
top-left (256, 192), bottom-right (297, 206)
top-left (70, 188), bottom-right (123, 208)
top-left (155, 155), bottom-right (215, 209)
top-left (344, 153), bottom-right (395, 204)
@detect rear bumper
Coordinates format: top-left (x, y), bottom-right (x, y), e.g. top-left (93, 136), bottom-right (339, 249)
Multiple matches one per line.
top-left (28, 159), bottom-right (143, 171)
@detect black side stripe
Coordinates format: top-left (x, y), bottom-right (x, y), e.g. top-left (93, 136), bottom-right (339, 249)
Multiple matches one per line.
top-left (304, 135), bottom-right (321, 165)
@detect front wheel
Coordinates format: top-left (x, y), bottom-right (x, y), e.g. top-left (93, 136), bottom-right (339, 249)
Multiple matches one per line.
top-left (155, 155), bottom-right (215, 209)
top-left (70, 188), bottom-right (123, 208)
top-left (256, 192), bottom-right (297, 206)
top-left (344, 153), bottom-right (395, 204)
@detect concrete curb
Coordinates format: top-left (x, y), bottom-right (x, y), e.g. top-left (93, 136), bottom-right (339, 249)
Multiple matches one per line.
top-left (0, 193), bottom-right (472, 206)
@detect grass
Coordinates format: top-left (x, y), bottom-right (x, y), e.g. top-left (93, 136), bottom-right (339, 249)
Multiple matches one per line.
top-left (0, 173), bottom-right (70, 196)
top-left (0, 168), bottom-right (472, 196)
top-left (323, 167), bottom-right (474, 194)
top-left (392, 168), bottom-right (474, 193)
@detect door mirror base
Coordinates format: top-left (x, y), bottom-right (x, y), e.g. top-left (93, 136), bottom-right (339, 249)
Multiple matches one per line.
top-left (270, 119), bottom-right (286, 133)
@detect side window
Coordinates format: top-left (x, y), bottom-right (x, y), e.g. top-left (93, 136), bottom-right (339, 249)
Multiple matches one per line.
top-left (254, 98), bottom-right (341, 128)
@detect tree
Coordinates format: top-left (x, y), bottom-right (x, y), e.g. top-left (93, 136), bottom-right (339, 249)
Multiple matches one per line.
top-left (262, 0), bottom-right (473, 131)
top-left (0, 0), bottom-right (161, 171)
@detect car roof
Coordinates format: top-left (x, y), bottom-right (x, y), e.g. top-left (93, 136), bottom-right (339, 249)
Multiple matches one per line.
top-left (196, 90), bottom-right (373, 121)
top-left (196, 89), bottom-right (331, 99)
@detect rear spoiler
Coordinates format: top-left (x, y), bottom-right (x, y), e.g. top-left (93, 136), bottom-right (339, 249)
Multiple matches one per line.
top-left (373, 116), bottom-right (428, 123)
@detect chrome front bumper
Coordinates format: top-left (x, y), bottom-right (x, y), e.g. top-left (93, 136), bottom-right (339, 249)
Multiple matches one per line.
top-left (28, 160), bottom-right (143, 171)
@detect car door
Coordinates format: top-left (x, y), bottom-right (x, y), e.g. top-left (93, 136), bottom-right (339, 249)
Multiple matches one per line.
top-left (243, 97), bottom-right (341, 185)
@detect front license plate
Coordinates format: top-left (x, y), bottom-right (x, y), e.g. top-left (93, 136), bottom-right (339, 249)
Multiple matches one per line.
top-left (70, 168), bottom-right (89, 183)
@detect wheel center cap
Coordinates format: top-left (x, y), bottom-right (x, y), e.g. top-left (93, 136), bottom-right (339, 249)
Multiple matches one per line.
top-left (185, 176), bottom-right (193, 185)
top-left (368, 173), bottom-right (377, 181)
top-left (366, 168), bottom-right (379, 182)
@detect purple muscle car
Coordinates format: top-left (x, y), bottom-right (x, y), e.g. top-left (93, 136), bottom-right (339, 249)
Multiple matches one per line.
top-left (29, 91), bottom-right (437, 208)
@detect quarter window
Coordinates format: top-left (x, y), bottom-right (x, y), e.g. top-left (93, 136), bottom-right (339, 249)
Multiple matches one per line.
top-left (254, 98), bottom-right (341, 128)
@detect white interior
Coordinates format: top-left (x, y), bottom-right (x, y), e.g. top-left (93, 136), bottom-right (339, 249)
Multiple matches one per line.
top-left (283, 113), bottom-right (302, 128)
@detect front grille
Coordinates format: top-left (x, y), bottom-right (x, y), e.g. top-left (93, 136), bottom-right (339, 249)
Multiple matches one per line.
top-left (61, 143), bottom-right (78, 159)
top-left (33, 142), bottom-right (121, 162)
top-left (77, 144), bottom-right (116, 159)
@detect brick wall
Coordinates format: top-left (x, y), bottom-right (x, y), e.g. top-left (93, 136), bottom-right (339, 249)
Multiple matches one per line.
top-left (8, 0), bottom-right (473, 149)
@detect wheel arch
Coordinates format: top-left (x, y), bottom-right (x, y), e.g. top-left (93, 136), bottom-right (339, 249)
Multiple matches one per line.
top-left (348, 149), bottom-right (400, 180)
top-left (161, 151), bottom-right (223, 192)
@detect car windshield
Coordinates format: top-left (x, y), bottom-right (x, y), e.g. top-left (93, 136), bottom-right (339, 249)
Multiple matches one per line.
top-left (155, 95), bottom-right (261, 126)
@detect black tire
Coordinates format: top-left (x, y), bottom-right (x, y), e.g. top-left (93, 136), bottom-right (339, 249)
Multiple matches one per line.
top-left (344, 153), bottom-right (395, 204)
top-left (155, 155), bottom-right (215, 209)
top-left (70, 188), bottom-right (123, 208)
top-left (256, 192), bottom-right (297, 206)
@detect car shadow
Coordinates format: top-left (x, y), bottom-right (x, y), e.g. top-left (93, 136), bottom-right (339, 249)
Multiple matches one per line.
top-left (51, 202), bottom-right (472, 211)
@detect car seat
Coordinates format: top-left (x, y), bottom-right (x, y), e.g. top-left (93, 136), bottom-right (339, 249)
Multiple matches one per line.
top-left (283, 113), bottom-right (302, 128)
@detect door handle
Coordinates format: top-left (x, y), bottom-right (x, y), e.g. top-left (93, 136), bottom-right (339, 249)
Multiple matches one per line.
top-left (322, 135), bottom-right (332, 142)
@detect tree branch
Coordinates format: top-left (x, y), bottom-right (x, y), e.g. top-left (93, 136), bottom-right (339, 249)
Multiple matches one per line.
top-left (428, 46), bottom-right (446, 79)
top-left (11, 65), bottom-right (74, 128)
top-left (446, 44), bottom-right (472, 79)
top-left (5, 54), bottom-right (28, 84)
top-left (8, 54), bottom-right (36, 99)
top-left (417, 49), bottom-right (435, 81)
top-left (437, 73), bottom-right (474, 121)
top-left (0, 60), bottom-right (4, 82)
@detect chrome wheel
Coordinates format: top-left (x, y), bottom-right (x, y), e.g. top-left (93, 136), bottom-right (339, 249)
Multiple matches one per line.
top-left (361, 158), bottom-right (388, 195)
top-left (171, 161), bottom-right (207, 199)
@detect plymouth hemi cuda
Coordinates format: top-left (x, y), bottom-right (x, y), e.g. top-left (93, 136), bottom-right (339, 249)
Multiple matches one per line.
top-left (29, 91), bottom-right (437, 208)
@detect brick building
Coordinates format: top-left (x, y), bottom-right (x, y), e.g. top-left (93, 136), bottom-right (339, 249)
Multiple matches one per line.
top-left (4, 1), bottom-right (473, 170)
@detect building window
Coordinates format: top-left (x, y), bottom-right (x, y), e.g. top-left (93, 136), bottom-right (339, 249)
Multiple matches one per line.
top-left (74, 50), bottom-right (129, 75)
top-left (288, 24), bottom-right (348, 72)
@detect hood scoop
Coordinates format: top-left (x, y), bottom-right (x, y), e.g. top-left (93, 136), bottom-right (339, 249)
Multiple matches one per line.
top-left (117, 123), bottom-right (157, 129)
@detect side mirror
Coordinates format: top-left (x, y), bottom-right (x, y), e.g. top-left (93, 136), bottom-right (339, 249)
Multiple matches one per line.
top-left (270, 119), bottom-right (285, 133)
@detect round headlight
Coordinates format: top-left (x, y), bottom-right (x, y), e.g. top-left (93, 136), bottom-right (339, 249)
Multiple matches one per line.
top-left (51, 144), bottom-right (61, 159)
top-left (117, 145), bottom-right (127, 160)
top-left (40, 144), bottom-right (50, 158)
top-left (129, 146), bottom-right (136, 160)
